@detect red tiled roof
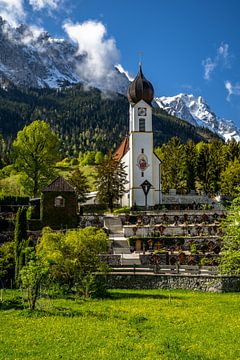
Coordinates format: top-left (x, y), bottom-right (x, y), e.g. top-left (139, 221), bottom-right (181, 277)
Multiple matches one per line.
top-left (114, 136), bottom-right (129, 161)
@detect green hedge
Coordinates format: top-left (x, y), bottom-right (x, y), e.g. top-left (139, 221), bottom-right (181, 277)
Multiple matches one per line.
top-left (0, 195), bottom-right (29, 206)
top-left (82, 204), bottom-right (108, 214)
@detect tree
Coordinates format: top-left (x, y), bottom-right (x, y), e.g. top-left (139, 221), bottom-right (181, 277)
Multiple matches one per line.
top-left (68, 168), bottom-right (89, 202)
top-left (37, 227), bottom-right (109, 297)
top-left (95, 151), bottom-right (104, 165)
top-left (185, 139), bottom-right (197, 192)
top-left (13, 120), bottom-right (60, 197)
top-left (14, 207), bottom-right (28, 286)
top-left (157, 137), bottom-right (188, 193)
top-left (220, 196), bottom-right (240, 275)
top-left (0, 242), bottom-right (15, 287)
top-left (20, 249), bottom-right (48, 310)
top-left (96, 153), bottom-right (128, 212)
top-left (196, 140), bottom-right (225, 195)
top-left (220, 159), bottom-right (240, 197)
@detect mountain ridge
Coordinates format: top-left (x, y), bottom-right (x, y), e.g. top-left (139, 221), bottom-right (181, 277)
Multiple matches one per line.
top-left (0, 17), bottom-right (239, 144)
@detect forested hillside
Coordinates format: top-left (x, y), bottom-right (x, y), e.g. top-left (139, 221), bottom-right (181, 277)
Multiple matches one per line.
top-left (0, 83), bottom-right (219, 158)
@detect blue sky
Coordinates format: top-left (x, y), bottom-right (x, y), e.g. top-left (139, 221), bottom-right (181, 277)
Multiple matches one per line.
top-left (1, 0), bottom-right (240, 126)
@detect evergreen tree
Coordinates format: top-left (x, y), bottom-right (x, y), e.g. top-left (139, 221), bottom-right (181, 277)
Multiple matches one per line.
top-left (68, 168), bottom-right (90, 202)
top-left (220, 159), bottom-right (240, 197)
top-left (196, 142), bottom-right (212, 194)
top-left (14, 206), bottom-right (28, 286)
top-left (185, 139), bottom-right (197, 192)
top-left (159, 137), bottom-right (188, 193)
top-left (96, 153), bottom-right (128, 212)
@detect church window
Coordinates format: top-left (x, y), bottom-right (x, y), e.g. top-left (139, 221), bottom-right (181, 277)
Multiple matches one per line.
top-left (141, 148), bottom-right (144, 154)
top-left (141, 172), bottom-right (144, 177)
top-left (54, 196), bottom-right (65, 207)
top-left (139, 118), bottom-right (145, 132)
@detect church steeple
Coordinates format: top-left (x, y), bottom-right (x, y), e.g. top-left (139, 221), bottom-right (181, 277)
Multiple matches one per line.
top-left (127, 65), bottom-right (154, 105)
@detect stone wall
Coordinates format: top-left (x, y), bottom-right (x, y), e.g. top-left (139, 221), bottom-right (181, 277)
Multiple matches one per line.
top-left (96, 274), bottom-right (240, 293)
top-left (79, 216), bottom-right (104, 228)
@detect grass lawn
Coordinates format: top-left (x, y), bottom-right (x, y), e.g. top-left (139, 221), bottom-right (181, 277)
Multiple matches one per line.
top-left (0, 289), bottom-right (239, 360)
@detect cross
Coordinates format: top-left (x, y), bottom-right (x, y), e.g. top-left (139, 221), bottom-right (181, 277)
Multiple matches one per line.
top-left (138, 51), bottom-right (143, 66)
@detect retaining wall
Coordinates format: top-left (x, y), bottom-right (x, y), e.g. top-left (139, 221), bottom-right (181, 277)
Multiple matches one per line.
top-left (96, 274), bottom-right (240, 292)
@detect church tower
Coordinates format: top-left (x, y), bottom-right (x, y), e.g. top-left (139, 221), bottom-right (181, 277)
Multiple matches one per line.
top-left (115, 65), bottom-right (161, 208)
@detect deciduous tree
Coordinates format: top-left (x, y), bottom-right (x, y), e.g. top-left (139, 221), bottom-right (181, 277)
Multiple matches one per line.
top-left (13, 120), bottom-right (60, 197)
top-left (37, 227), bottom-right (109, 297)
top-left (221, 196), bottom-right (240, 275)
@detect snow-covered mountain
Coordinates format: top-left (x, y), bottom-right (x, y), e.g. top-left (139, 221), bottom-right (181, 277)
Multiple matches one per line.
top-left (155, 93), bottom-right (240, 142)
top-left (0, 18), bottom-right (239, 142)
top-left (0, 17), bottom-right (129, 93)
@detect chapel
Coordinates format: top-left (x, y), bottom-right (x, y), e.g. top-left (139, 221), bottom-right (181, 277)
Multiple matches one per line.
top-left (114, 65), bottom-right (162, 208)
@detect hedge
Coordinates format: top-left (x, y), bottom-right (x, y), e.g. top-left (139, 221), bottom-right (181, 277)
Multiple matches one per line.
top-left (0, 196), bottom-right (29, 206)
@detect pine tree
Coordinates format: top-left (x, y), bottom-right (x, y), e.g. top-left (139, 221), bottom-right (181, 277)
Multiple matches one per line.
top-left (14, 206), bottom-right (28, 286)
top-left (68, 168), bottom-right (90, 203)
top-left (96, 153), bottom-right (128, 212)
top-left (185, 139), bottom-right (197, 192)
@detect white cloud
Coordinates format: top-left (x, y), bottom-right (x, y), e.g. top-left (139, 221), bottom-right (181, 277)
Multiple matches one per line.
top-left (19, 24), bottom-right (45, 45)
top-left (225, 80), bottom-right (240, 101)
top-left (63, 20), bottom-right (120, 88)
top-left (218, 42), bottom-right (229, 59)
top-left (0, 0), bottom-right (26, 27)
top-left (28, 0), bottom-right (59, 11)
top-left (202, 42), bottom-right (231, 80)
top-left (202, 57), bottom-right (217, 80)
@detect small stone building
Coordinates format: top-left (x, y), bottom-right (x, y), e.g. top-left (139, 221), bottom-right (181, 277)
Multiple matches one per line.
top-left (42, 176), bottom-right (78, 229)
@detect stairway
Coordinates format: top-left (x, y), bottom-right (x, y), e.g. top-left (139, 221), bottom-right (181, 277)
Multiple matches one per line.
top-left (104, 216), bottom-right (131, 255)
top-left (104, 216), bottom-right (123, 235)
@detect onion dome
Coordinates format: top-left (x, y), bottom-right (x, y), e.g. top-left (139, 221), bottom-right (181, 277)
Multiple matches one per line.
top-left (127, 65), bottom-right (154, 105)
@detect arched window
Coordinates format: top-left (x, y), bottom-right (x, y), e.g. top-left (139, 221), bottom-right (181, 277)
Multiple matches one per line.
top-left (54, 196), bottom-right (65, 207)
top-left (139, 118), bottom-right (146, 132)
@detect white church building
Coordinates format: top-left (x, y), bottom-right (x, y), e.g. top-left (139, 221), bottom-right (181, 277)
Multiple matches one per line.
top-left (114, 65), bottom-right (162, 208)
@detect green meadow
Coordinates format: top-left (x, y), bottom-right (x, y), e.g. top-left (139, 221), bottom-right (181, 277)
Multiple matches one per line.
top-left (0, 289), bottom-right (239, 360)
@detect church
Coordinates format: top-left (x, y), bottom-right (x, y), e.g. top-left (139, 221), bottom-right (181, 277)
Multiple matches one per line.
top-left (114, 65), bottom-right (162, 208)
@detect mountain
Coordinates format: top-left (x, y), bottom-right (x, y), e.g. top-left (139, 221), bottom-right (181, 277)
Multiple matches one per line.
top-left (0, 84), bottom-right (219, 158)
top-left (0, 17), bottom-right (129, 94)
top-left (155, 93), bottom-right (240, 142)
top-left (0, 17), bottom-right (233, 153)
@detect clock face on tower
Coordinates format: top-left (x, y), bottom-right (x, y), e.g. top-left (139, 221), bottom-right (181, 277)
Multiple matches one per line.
top-left (138, 107), bottom-right (147, 116)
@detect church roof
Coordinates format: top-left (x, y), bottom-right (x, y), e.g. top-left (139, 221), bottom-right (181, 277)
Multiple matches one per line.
top-left (127, 65), bottom-right (154, 105)
top-left (42, 176), bottom-right (75, 192)
top-left (114, 136), bottom-right (129, 161)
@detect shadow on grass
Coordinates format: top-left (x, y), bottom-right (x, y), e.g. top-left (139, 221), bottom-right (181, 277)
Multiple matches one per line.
top-left (108, 291), bottom-right (182, 300)
top-left (0, 298), bottom-right (24, 311)
top-left (18, 307), bottom-right (111, 320)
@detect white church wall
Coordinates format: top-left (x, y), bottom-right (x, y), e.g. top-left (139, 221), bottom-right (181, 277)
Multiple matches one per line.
top-left (130, 100), bottom-right (152, 132)
top-left (153, 153), bottom-right (161, 204)
top-left (129, 132), bottom-right (155, 207)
